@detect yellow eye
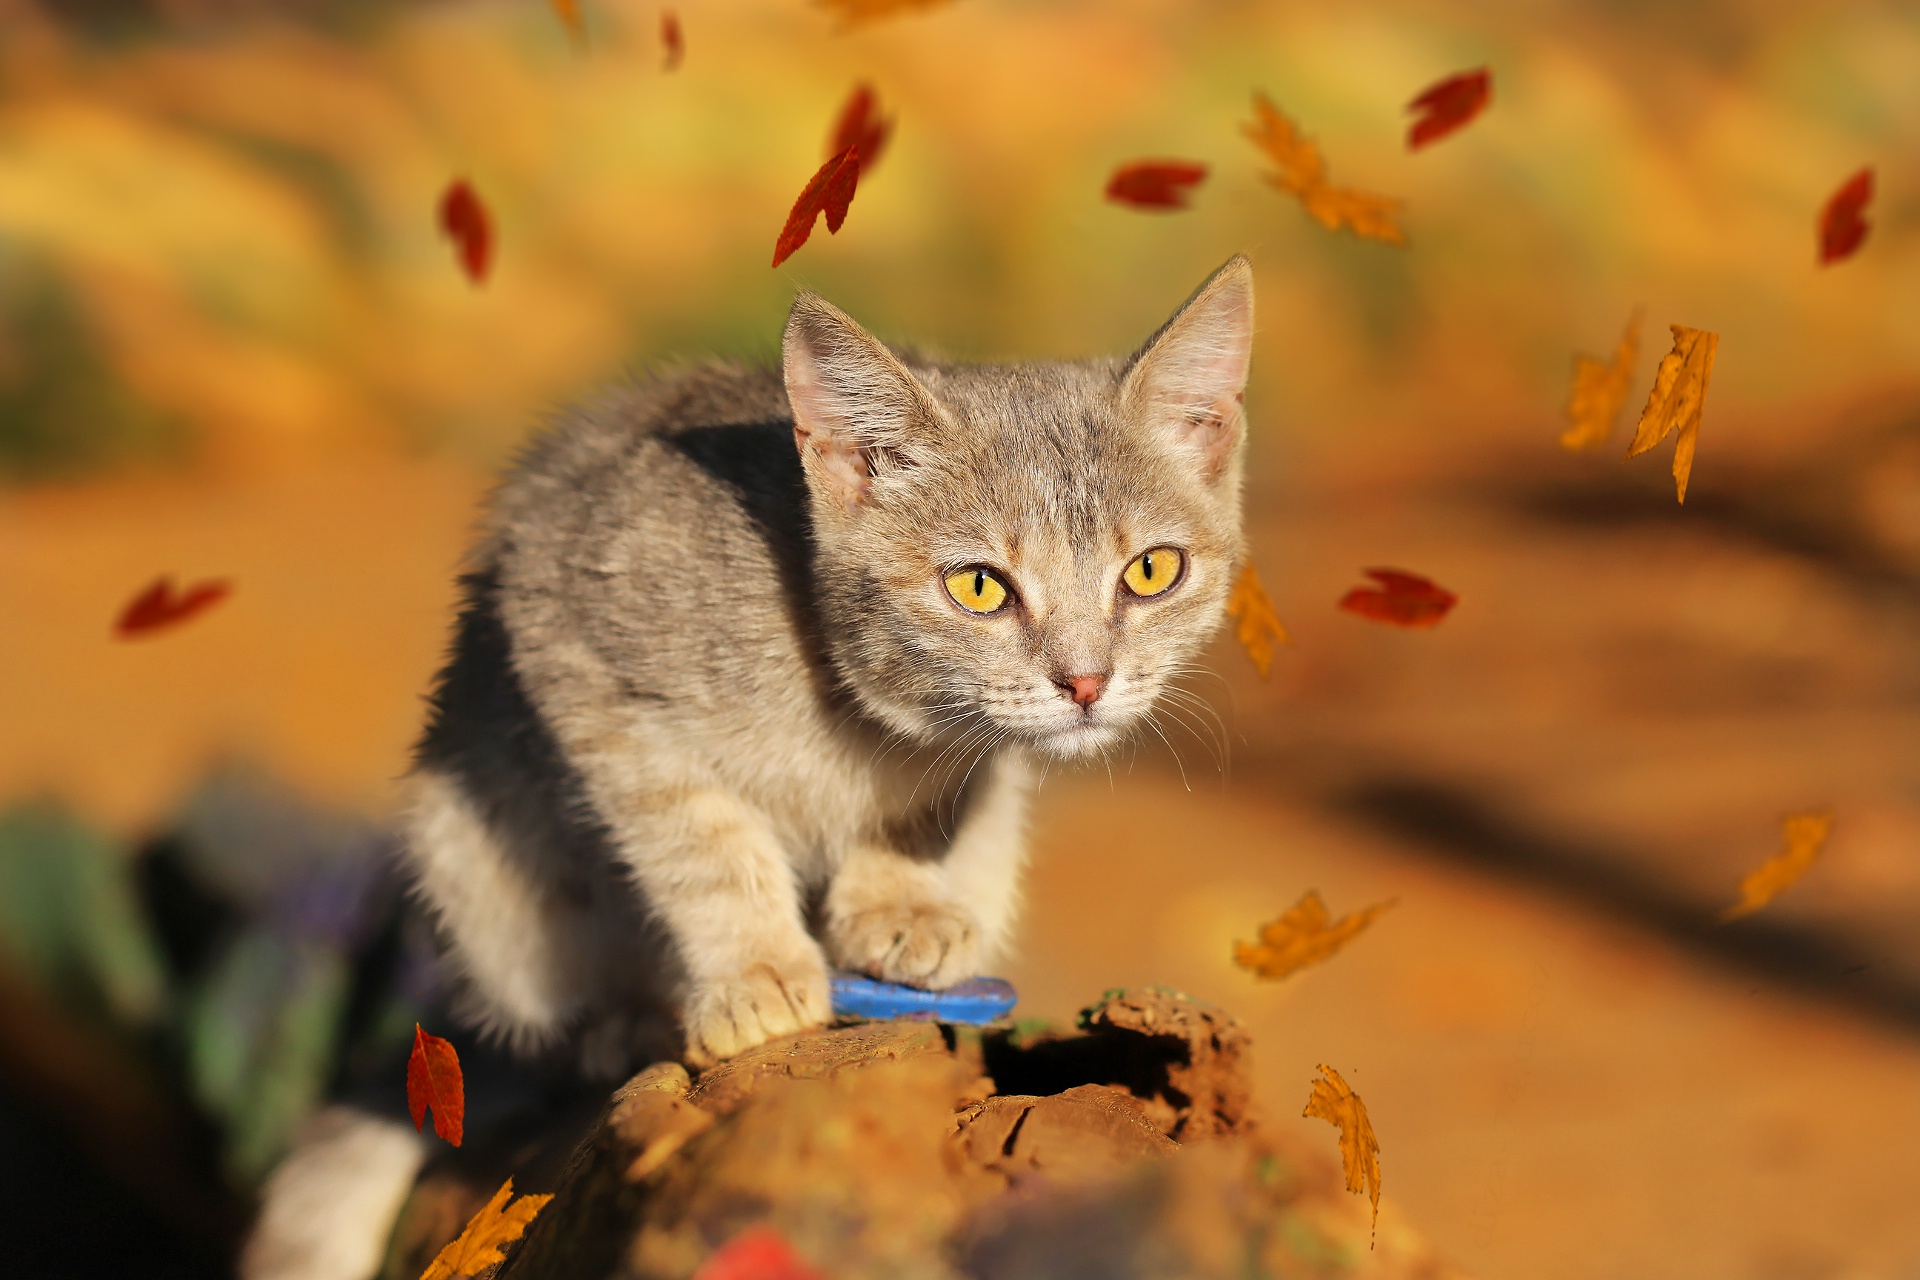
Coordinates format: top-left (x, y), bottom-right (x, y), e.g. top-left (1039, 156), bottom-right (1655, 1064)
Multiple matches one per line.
top-left (1122, 547), bottom-right (1184, 598)
top-left (944, 566), bottom-right (1011, 614)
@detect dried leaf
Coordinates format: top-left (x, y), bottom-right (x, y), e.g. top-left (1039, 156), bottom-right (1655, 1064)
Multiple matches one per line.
top-left (1234, 890), bottom-right (1394, 981)
top-left (1226, 561), bottom-right (1290, 678)
top-left (1104, 160), bottom-right (1209, 211)
top-left (815, 0), bottom-right (956, 31)
top-left (693, 1227), bottom-right (828, 1280)
top-left (1242, 94), bottom-right (1406, 245)
top-left (1303, 1064), bottom-right (1380, 1237)
top-left (1721, 813), bottom-right (1834, 922)
top-left (829, 83), bottom-right (893, 175)
top-left (1406, 68), bottom-right (1491, 149)
top-left (1818, 167), bottom-right (1873, 265)
top-left (772, 146), bottom-right (860, 269)
top-left (661, 10), bottom-right (684, 71)
top-left (1338, 568), bottom-right (1456, 628)
top-left (114, 575), bottom-right (231, 639)
top-left (1560, 308), bottom-right (1642, 452)
top-left (1625, 323), bottom-right (1718, 504)
top-left (407, 1024), bottom-right (464, 1146)
top-left (548, 0), bottom-right (587, 46)
top-left (418, 1178), bottom-right (551, 1280)
top-left (438, 180), bottom-right (493, 286)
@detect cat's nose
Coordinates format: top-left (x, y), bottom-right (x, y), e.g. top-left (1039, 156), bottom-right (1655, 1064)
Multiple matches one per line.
top-left (1057, 673), bottom-right (1108, 708)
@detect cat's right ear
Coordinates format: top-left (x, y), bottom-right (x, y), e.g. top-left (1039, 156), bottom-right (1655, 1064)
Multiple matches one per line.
top-left (783, 293), bottom-right (942, 514)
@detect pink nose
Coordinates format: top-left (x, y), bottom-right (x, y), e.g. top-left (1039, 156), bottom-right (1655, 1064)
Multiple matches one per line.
top-left (1061, 673), bottom-right (1107, 707)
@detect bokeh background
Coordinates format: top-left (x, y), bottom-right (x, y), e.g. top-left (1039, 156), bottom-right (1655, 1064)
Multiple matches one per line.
top-left (2, 0), bottom-right (1918, 1276)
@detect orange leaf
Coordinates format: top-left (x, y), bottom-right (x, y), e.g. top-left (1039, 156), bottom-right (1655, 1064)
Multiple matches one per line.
top-left (407, 1024), bottom-right (464, 1146)
top-left (1225, 561), bottom-right (1289, 678)
top-left (1338, 568), bottom-right (1456, 628)
top-left (1304, 1064), bottom-right (1381, 1238)
top-left (1242, 94), bottom-right (1405, 245)
top-left (1721, 813), bottom-right (1833, 922)
top-left (548, 0), bottom-right (587, 46)
top-left (438, 180), bottom-right (493, 286)
top-left (1818, 167), bottom-right (1872, 265)
top-left (1104, 160), bottom-right (1208, 211)
top-left (1560, 308), bottom-right (1642, 452)
top-left (1625, 323), bottom-right (1718, 504)
top-left (1406, 68), bottom-right (1491, 150)
top-left (1234, 890), bottom-right (1394, 981)
top-left (661, 10), bottom-right (684, 71)
top-left (772, 146), bottom-right (860, 269)
top-left (693, 1227), bottom-right (828, 1280)
top-left (418, 1178), bottom-right (551, 1280)
top-left (829, 83), bottom-right (893, 174)
top-left (114, 575), bottom-right (231, 639)
top-left (814, 0), bottom-right (956, 30)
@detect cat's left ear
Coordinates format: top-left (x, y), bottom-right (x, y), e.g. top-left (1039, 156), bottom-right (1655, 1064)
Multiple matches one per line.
top-left (1119, 255), bottom-right (1255, 483)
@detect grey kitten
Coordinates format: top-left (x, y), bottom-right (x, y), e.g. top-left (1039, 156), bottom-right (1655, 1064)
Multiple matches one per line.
top-left (405, 255), bottom-right (1255, 1074)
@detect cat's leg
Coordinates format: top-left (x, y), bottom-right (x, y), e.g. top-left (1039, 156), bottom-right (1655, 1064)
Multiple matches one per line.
top-left (239, 1106), bottom-right (424, 1280)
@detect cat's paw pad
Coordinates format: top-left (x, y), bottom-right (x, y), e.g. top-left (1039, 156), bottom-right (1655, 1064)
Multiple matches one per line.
top-left (682, 955), bottom-right (829, 1069)
top-left (830, 902), bottom-right (980, 990)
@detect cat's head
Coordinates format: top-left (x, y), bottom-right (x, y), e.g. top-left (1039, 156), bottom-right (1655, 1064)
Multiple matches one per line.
top-left (783, 256), bottom-right (1254, 762)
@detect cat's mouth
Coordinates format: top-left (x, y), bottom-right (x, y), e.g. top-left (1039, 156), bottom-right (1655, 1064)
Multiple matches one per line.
top-left (1029, 712), bottom-right (1130, 761)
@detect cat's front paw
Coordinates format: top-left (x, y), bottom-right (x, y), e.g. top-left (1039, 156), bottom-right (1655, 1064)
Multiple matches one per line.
top-left (829, 901), bottom-right (980, 990)
top-left (681, 953), bottom-right (829, 1069)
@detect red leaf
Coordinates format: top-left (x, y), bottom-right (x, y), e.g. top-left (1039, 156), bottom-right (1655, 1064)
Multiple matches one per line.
top-left (113, 576), bottom-right (231, 639)
top-left (772, 146), bottom-right (860, 268)
top-left (661, 10), bottom-right (684, 71)
top-left (1406, 68), bottom-right (1491, 150)
top-left (407, 1024), bottom-right (465, 1146)
top-left (1104, 160), bottom-right (1208, 211)
top-left (693, 1228), bottom-right (827, 1280)
top-left (1338, 568), bottom-right (1457, 628)
top-left (828, 82), bottom-right (892, 174)
top-left (1818, 167), bottom-right (1873, 265)
top-left (438, 180), bottom-right (493, 285)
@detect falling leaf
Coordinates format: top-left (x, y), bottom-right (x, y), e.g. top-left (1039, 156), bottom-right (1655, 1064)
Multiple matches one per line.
top-left (1721, 813), bottom-right (1834, 922)
top-left (661, 10), bottom-right (684, 70)
top-left (1406, 68), bottom-right (1491, 150)
top-left (1303, 1064), bottom-right (1380, 1237)
top-left (1338, 569), bottom-right (1456, 628)
top-left (814, 0), bottom-right (956, 30)
top-left (1625, 324), bottom-right (1718, 504)
top-left (1234, 890), bottom-right (1395, 981)
top-left (114, 576), bottom-right (231, 639)
top-left (693, 1227), bottom-right (828, 1280)
top-left (1560, 308), bottom-right (1642, 452)
top-left (829, 83), bottom-right (893, 174)
top-left (1818, 167), bottom-right (1873, 265)
top-left (549, 0), bottom-right (587, 46)
top-left (407, 1023), bottom-right (464, 1146)
top-left (772, 146), bottom-right (859, 269)
top-left (1226, 561), bottom-right (1290, 677)
top-left (1242, 94), bottom-right (1406, 245)
top-left (1104, 160), bottom-right (1209, 211)
top-left (418, 1178), bottom-right (552, 1280)
top-left (438, 180), bottom-right (493, 286)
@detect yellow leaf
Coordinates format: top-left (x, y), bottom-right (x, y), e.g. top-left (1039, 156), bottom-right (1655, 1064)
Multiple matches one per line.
top-left (1625, 323), bottom-right (1718, 503)
top-left (1560, 309), bottom-right (1642, 452)
top-left (1242, 94), bottom-right (1406, 245)
top-left (419, 1179), bottom-right (554, 1280)
top-left (1225, 561), bottom-right (1290, 678)
top-left (547, 0), bottom-right (587, 46)
top-left (1303, 1064), bottom-right (1381, 1238)
top-left (1233, 890), bottom-right (1394, 981)
top-left (1720, 812), bottom-right (1833, 922)
top-left (815, 0), bottom-right (958, 29)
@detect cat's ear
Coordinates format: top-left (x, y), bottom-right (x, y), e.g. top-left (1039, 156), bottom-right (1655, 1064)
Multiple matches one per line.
top-left (783, 292), bottom-right (943, 513)
top-left (1119, 255), bottom-right (1255, 483)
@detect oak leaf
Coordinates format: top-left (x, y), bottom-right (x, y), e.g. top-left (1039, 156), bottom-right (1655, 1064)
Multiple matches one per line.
top-left (1226, 561), bottom-right (1289, 678)
top-left (1406, 68), bottom-right (1491, 150)
top-left (1560, 308), bottom-right (1642, 451)
top-left (693, 1227), bottom-right (828, 1280)
top-left (1234, 890), bottom-right (1394, 981)
top-left (1818, 167), bottom-right (1873, 265)
top-left (407, 1024), bottom-right (464, 1146)
top-left (829, 83), bottom-right (893, 175)
top-left (1625, 323), bottom-right (1718, 504)
top-left (1303, 1064), bottom-right (1380, 1237)
top-left (1721, 813), bottom-right (1833, 922)
top-left (661, 10), bottom-right (684, 71)
top-left (1338, 568), bottom-right (1456, 628)
top-left (418, 1178), bottom-right (551, 1280)
top-left (549, 0), bottom-right (586, 46)
top-left (815, 0), bottom-right (956, 31)
top-left (115, 576), bottom-right (231, 639)
top-left (1242, 94), bottom-right (1405, 245)
top-left (1105, 160), bottom-right (1208, 211)
top-left (773, 146), bottom-right (859, 268)
top-left (438, 180), bottom-right (493, 286)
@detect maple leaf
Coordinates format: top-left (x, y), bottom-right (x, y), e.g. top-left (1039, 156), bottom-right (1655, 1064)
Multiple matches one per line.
top-left (418, 1178), bottom-right (552, 1280)
top-left (1226, 561), bottom-right (1290, 677)
top-left (1818, 167), bottom-right (1873, 265)
top-left (1304, 1064), bottom-right (1381, 1237)
top-left (1560, 308), bottom-right (1642, 452)
top-left (438, 180), bottom-right (493, 286)
top-left (1625, 323), bottom-right (1718, 504)
top-left (1406, 68), bottom-right (1491, 150)
top-left (114, 575), bottom-right (231, 639)
top-left (829, 83), bottom-right (893, 175)
top-left (1721, 813), bottom-right (1834, 922)
top-left (772, 146), bottom-right (859, 269)
top-left (1234, 890), bottom-right (1395, 981)
top-left (661, 10), bottom-right (684, 71)
top-left (693, 1227), bottom-right (828, 1280)
top-left (815, 0), bottom-right (956, 30)
top-left (1338, 568), bottom-right (1456, 628)
top-left (1242, 94), bottom-right (1406, 245)
top-left (1104, 160), bottom-right (1209, 211)
top-left (407, 1024), bottom-right (464, 1146)
top-left (548, 0), bottom-right (587, 46)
